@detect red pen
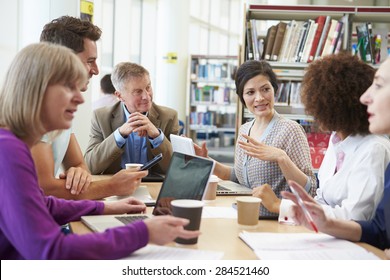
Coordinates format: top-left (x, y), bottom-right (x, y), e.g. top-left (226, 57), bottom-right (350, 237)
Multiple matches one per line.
top-left (290, 186), bottom-right (318, 233)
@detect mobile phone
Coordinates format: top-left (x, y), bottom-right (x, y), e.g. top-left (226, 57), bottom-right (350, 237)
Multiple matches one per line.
top-left (140, 153), bottom-right (163, 171)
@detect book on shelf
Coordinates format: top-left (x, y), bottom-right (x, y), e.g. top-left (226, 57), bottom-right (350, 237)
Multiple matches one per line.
top-left (250, 19), bottom-right (261, 60)
top-left (327, 20), bottom-right (343, 55)
top-left (292, 20), bottom-right (309, 62)
top-left (307, 16), bottom-right (327, 63)
top-left (262, 25), bottom-right (277, 60)
top-left (366, 22), bottom-right (375, 64)
top-left (275, 81), bottom-right (290, 104)
top-left (270, 21), bottom-right (287, 61)
top-left (289, 82), bottom-right (302, 106)
top-left (295, 19), bottom-right (312, 62)
top-left (321, 19), bottom-right (338, 57)
top-left (314, 16), bottom-right (332, 60)
top-left (278, 20), bottom-right (295, 62)
top-left (245, 20), bottom-right (254, 60)
top-left (284, 21), bottom-right (303, 63)
top-left (356, 23), bottom-right (373, 63)
top-left (300, 21), bottom-right (318, 63)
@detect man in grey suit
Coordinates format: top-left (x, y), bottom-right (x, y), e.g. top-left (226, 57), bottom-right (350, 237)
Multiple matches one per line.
top-left (84, 62), bottom-right (179, 175)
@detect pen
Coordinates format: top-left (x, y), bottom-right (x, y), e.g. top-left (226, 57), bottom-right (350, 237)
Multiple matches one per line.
top-left (289, 186), bottom-right (318, 233)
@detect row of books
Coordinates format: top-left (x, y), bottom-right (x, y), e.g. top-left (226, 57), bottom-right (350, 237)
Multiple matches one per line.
top-left (275, 81), bottom-right (302, 106)
top-left (189, 111), bottom-right (236, 128)
top-left (246, 15), bottom-right (349, 63)
top-left (190, 59), bottom-right (236, 80)
top-left (355, 22), bottom-right (382, 64)
top-left (190, 84), bottom-right (236, 104)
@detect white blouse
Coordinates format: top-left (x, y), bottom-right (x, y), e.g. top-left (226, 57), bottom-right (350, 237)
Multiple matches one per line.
top-left (280, 133), bottom-right (390, 222)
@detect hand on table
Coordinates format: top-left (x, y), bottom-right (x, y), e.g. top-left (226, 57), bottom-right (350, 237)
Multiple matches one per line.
top-left (103, 197), bottom-right (146, 214)
top-left (252, 184), bottom-right (281, 213)
top-left (109, 169), bottom-right (148, 196)
top-left (59, 167), bottom-right (92, 195)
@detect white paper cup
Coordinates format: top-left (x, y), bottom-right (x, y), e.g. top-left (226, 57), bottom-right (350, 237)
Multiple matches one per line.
top-left (125, 163), bottom-right (143, 171)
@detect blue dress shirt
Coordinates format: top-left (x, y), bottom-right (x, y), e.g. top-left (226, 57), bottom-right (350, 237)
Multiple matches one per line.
top-left (114, 103), bottom-right (164, 169)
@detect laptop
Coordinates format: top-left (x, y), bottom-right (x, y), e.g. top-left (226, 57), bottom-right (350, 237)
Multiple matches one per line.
top-left (217, 180), bottom-right (253, 196)
top-left (141, 172), bottom-right (165, 182)
top-left (170, 134), bottom-right (195, 155)
top-left (81, 152), bottom-right (215, 232)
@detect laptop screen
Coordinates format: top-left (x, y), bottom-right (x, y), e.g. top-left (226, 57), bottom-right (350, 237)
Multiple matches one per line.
top-left (152, 152), bottom-right (215, 215)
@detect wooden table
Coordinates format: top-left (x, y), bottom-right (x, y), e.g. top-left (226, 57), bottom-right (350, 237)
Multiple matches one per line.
top-left (71, 180), bottom-right (386, 260)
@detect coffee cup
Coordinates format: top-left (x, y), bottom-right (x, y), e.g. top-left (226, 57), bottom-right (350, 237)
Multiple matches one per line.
top-left (125, 163), bottom-right (143, 171)
top-left (236, 196), bottom-right (261, 226)
top-left (203, 175), bottom-right (219, 201)
top-left (171, 199), bottom-right (204, 245)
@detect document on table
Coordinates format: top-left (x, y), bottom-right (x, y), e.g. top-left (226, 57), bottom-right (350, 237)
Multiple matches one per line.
top-left (121, 244), bottom-right (224, 260)
top-left (201, 206), bottom-right (237, 219)
top-left (239, 231), bottom-right (379, 260)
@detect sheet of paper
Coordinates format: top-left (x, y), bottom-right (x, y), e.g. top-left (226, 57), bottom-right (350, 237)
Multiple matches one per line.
top-left (202, 206), bottom-right (237, 219)
top-left (239, 231), bottom-right (379, 260)
top-left (255, 249), bottom-right (379, 260)
top-left (121, 244), bottom-right (224, 260)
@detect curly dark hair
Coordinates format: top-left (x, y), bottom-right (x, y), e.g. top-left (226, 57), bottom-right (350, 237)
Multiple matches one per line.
top-left (235, 60), bottom-right (279, 107)
top-left (301, 52), bottom-right (375, 135)
top-left (40, 16), bottom-right (102, 53)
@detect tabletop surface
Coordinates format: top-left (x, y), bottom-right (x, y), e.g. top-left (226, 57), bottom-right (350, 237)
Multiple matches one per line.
top-left (71, 178), bottom-right (386, 260)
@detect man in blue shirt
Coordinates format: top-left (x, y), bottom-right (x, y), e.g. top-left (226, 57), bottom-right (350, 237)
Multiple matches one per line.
top-left (84, 62), bottom-right (179, 175)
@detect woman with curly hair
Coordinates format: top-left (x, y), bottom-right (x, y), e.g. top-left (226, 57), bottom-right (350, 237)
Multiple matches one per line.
top-left (283, 57), bottom-right (390, 252)
top-left (279, 52), bottom-right (390, 222)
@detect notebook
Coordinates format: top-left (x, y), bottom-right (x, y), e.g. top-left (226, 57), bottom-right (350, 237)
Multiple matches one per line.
top-left (217, 180), bottom-right (253, 196)
top-left (81, 152), bottom-right (215, 232)
top-left (170, 134), bottom-right (195, 155)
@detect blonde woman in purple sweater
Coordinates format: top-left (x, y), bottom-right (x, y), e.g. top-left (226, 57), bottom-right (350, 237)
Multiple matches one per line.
top-left (0, 43), bottom-right (198, 260)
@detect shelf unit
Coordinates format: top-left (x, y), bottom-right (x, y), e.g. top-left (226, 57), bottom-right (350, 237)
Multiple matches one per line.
top-left (186, 55), bottom-right (238, 157)
top-left (239, 4), bottom-right (390, 169)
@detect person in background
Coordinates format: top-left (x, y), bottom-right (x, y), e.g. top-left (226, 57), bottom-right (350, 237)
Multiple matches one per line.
top-left (92, 74), bottom-right (118, 110)
top-left (32, 16), bottom-right (145, 200)
top-left (0, 43), bottom-right (198, 259)
top-left (84, 62), bottom-right (179, 175)
top-left (195, 60), bottom-right (316, 218)
top-left (278, 52), bottom-right (390, 223)
top-left (283, 57), bottom-right (390, 254)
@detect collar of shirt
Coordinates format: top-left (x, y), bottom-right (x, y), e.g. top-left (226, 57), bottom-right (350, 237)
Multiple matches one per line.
top-left (331, 132), bottom-right (368, 162)
top-left (122, 102), bottom-right (148, 120)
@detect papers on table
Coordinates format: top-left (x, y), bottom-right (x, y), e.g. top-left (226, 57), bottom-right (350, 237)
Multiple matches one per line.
top-left (201, 206), bottom-right (237, 219)
top-left (239, 231), bottom-right (379, 260)
top-left (121, 244), bottom-right (224, 260)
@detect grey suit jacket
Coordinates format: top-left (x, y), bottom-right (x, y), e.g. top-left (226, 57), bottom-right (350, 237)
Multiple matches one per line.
top-left (84, 101), bottom-right (179, 174)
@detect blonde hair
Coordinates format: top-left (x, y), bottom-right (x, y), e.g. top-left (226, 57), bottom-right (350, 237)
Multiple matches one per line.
top-left (0, 42), bottom-right (87, 140)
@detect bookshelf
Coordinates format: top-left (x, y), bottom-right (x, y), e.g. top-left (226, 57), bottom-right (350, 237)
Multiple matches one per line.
top-left (186, 55), bottom-right (238, 161)
top-left (239, 4), bottom-right (390, 169)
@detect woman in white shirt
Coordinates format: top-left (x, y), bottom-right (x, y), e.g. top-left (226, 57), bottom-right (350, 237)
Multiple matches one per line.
top-left (279, 52), bottom-right (390, 222)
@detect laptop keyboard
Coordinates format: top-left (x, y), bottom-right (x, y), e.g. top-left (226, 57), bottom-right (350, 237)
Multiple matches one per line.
top-left (217, 185), bottom-right (230, 191)
top-left (115, 215), bottom-right (149, 225)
